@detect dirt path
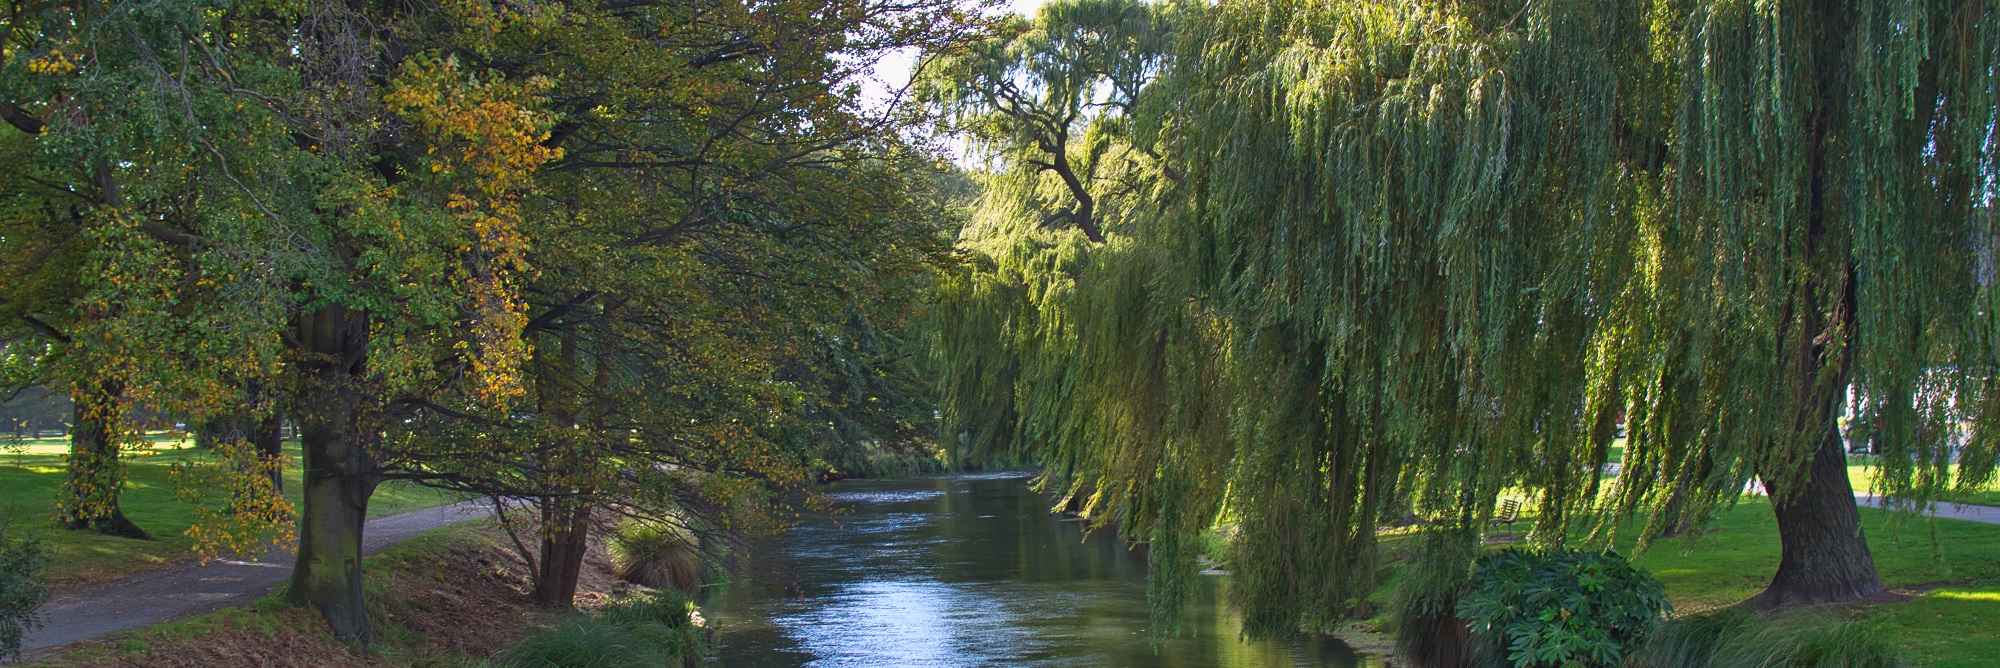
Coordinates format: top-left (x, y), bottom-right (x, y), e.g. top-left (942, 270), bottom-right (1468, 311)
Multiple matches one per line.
top-left (21, 500), bottom-right (493, 657)
top-left (1855, 492), bottom-right (2000, 526)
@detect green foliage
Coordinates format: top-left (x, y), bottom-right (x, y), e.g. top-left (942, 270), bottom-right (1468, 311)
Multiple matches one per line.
top-left (4, 0), bottom-right (981, 628)
top-left (1639, 608), bottom-right (1910, 668)
top-left (1457, 548), bottom-right (1669, 668)
top-left (498, 592), bottom-right (705, 668)
top-left (926, 0), bottom-right (2000, 637)
top-left (0, 521), bottom-right (48, 663)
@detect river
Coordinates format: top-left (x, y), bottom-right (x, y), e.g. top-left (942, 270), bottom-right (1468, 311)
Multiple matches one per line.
top-left (704, 471), bottom-right (1381, 667)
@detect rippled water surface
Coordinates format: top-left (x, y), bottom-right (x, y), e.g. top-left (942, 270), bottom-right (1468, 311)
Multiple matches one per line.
top-left (705, 472), bottom-right (1379, 667)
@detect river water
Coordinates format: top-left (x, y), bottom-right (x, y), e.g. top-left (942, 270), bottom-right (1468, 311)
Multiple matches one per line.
top-left (704, 471), bottom-right (1380, 667)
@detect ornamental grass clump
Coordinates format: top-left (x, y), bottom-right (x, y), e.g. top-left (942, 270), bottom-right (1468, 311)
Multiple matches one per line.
top-left (1638, 607), bottom-right (1910, 668)
top-left (609, 522), bottom-right (701, 596)
top-left (1455, 548), bottom-right (1670, 668)
top-left (499, 591), bottom-right (706, 668)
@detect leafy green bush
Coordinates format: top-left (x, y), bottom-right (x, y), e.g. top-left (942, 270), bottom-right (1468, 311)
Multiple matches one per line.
top-left (1456, 548), bottom-right (1669, 667)
top-left (609, 522), bottom-right (700, 595)
top-left (1639, 607), bottom-right (1911, 668)
top-left (0, 521), bottom-right (49, 663)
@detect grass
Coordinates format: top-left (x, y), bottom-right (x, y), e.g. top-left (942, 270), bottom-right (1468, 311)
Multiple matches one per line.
top-left (1626, 498), bottom-right (2000, 611)
top-left (0, 433), bottom-right (464, 588)
top-left (1359, 490), bottom-right (2000, 667)
top-left (1570, 498), bottom-right (2000, 667)
top-left (1846, 461), bottom-right (2000, 507)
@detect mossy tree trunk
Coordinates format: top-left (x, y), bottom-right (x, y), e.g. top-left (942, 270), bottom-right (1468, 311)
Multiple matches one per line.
top-left (285, 303), bottom-right (378, 643)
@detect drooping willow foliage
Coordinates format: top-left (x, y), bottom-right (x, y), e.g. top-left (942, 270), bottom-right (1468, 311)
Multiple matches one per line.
top-left (929, 0), bottom-right (2000, 635)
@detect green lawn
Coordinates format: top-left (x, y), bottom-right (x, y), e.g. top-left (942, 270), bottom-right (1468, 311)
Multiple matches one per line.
top-left (1, 434), bottom-right (465, 588)
top-left (1600, 498), bottom-right (2000, 667)
top-left (1441, 475), bottom-right (2000, 667)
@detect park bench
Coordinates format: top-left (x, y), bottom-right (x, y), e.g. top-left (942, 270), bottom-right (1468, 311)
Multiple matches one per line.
top-left (1491, 499), bottom-right (1521, 539)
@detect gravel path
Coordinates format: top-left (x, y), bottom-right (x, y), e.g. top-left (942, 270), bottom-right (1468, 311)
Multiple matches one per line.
top-left (1855, 492), bottom-right (2000, 526)
top-left (21, 500), bottom-right (493, 658)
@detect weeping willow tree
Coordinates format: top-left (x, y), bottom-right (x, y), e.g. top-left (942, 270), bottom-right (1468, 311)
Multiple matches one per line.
top-left (1584, 0), bottom-right (2000, 608)
top-left (927, 0), bottom-right (2000, 637)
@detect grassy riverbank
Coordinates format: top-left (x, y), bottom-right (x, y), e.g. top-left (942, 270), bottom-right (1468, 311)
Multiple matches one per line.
top-left (0, 435), bottom-right (462, 588)
top-left (1626, 499), bottom-right (2000, 667)
top-left (22, 521), bottom-right (698, 667)
top-left (1346, 499), bottom-right (2000, 667)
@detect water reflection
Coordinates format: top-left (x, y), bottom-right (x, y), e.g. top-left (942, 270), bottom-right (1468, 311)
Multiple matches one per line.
top-left (705, 472), bottom-right (1378, 667)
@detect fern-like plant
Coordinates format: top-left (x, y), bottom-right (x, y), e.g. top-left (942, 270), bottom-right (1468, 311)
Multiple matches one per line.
top-left (1456, 548), bottom-right (1670, 668)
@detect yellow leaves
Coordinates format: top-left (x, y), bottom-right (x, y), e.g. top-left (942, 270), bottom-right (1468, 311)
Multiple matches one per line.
top-left (170, 441), bottom-right (297, 563)
top-left (27, 50), bottom-right (76, 75)
top-left (385, 53), bottom-right (567, 407)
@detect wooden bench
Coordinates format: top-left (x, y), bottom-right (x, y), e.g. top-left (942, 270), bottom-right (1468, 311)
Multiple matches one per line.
top-left (1491, 499), bottom-right (1521, 539)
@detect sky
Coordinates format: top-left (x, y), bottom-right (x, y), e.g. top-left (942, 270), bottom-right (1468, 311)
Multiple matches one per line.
top-left (856, 0), bottom-right (1049, 112)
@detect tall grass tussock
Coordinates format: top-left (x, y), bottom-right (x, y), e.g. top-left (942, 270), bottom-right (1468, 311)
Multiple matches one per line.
top-left (609, 522), bottom-right (701, 596)
top-left (1638, 607), bottom-right (1910, 668)
top-left (497, 591), bottom-right (705, 668)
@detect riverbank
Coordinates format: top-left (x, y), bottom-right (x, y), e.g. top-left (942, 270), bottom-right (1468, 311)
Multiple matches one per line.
top-left (1336, 498), bottom-right (2000, 667)
top-left (19, 520), bottom-right (676, 667)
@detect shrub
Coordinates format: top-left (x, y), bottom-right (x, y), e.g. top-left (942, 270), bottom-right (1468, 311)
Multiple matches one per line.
top-left (609, 522), bottom-right (700, 595)
top-left (1455, 548), bottom-right (1669, 668)
top-left (1639, 607), bottom-right (1911, 668)
top-left (0, 521), bottom-right (48, 663)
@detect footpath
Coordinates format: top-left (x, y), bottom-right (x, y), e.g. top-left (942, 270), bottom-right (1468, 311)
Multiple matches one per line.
top-left (20, 501), bottom-right (493, 658)
top-left (1854, 492), bottom-right (2000, 526)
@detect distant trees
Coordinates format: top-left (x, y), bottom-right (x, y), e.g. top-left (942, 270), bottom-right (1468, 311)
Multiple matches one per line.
top-left (0, 389), bottom-right (66, 439)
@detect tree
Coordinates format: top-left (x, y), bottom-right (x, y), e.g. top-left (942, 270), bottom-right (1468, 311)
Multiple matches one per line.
top-left (1, 4), bottom-right (167, 541)
top-left (920, 0), bottom-right (1168, 243)
top-left (925, 0), bottom-right (2000, 636)
top-left (378, 0), bottom-right (980, 605)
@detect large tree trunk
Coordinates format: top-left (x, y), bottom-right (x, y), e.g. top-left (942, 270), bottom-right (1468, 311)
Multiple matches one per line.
top-left (1752, 0), bottom-right (1882, 608)
top-left (60, 377), bottom-right (149, 540)
top-left (285, 304), bottom-right (378, 643)
top-left (1756, 429), bottom-right (1881, 608)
